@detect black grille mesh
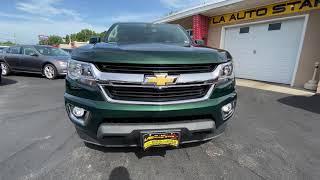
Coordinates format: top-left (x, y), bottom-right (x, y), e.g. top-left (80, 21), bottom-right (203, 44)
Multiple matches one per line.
top-left (103, 85), bottom-right (210, 102)
top-left (95, 63), bottom-right (217, 74)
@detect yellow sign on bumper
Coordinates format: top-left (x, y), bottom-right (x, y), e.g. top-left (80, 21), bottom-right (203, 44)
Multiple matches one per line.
top-left (143, 132), bottom-right (180, 150)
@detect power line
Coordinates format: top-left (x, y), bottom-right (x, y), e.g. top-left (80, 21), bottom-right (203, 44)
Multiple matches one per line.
top-left (0, 37), bottom-right (14, 41)
top-left (0, 32), bottom-right (13, 36)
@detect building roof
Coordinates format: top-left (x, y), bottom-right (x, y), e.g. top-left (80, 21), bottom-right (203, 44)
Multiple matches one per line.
top-left (154, 0), bottom-right (244, 23)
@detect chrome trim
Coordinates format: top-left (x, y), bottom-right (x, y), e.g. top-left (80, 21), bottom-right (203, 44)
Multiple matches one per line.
top-left (90, 64), bottom-right (216, 84)
top-left (87, 62), bottom-right (233, 105)
top-left (98, 84), bottom-right (215, 105)
top-left (103, 82), bottom-right (213, 88)
top-left (91, 64), bottom-right (144, 83)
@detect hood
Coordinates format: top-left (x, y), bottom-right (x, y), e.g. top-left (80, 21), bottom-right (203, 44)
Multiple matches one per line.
top-left (71, 43), bottom-right (230, 65)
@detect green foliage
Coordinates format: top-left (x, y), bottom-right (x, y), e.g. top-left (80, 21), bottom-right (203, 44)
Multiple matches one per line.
top-left (39, 35), bottom-right (63, 45)
top-left (39, 39), bottom-right (47, 45)
top-left (65, 35), bottom-right (70, 44)
top-left (40, 29), bottom-right (107, 45)
top-left (47, 35), bottom-right (63, 45)
top-left (75, 29), bottom-right (99, 42)
top-left (0, 41), bottom-right (15, 46)
top-left (68, 29), bottom-right (106, 42)
top-left (99, 31), bottom-right (107, 41)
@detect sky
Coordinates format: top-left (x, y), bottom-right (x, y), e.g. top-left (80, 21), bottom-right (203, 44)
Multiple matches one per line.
top-left (0, 0), bottom-right (221, 44)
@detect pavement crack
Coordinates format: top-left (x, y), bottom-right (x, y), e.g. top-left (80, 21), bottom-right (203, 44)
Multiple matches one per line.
top-left (19, 131), bottom-right (79, 180)
top-left (219, 154), bottom-right (268, 180)
top-left (183, 148), bottom-right (191, 160)
top-left (0, 138), bottom-right (45, 166)
top-left (0, 106), bottom-right (64, 122)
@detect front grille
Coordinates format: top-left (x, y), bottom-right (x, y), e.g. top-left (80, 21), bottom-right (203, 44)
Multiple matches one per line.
top-left (95, 63), bottom-right (217, 74)
top-left (104, 115), bottom-right (213, 124)
top-left (103, 85), bottom-right (211, 102)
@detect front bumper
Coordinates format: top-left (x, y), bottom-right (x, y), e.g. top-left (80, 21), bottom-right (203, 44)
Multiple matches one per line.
top-left (57, 68), bottom-right (67, 75)
top-left (64, 89), bottom-right (237, 147)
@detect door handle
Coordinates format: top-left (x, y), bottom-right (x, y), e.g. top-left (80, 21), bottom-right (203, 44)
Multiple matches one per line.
top-left (253, 50), bottom-right (256, 54)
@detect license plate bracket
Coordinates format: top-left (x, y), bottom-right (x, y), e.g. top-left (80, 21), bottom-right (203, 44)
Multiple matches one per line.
top-left (141, 130), bottom-right (181, 150)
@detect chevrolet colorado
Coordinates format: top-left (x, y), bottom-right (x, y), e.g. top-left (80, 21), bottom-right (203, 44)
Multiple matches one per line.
top-left (65, 23), bottom-right (237, 149)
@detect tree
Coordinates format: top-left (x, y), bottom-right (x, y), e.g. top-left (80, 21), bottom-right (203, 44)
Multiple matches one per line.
top-left (40, 29), bottom-right (104, 45)
top-left (39, 39), bottom-right (47, 45)
top-left (65, 35), bottom-right (70, 44)
top-left (70, 34), bottom-right (77, 42)
top-left (75, 29), bottom-right (99, 42)
top-left (99, 31), bottom-right (107, 41)
top-left (0, 41), bottom-right (15, 46)
top-left (46, 35), bottom-right (63, 46)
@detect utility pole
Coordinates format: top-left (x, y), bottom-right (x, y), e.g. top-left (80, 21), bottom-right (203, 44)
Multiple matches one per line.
top-left (13, 33), bottom-right (16, 44)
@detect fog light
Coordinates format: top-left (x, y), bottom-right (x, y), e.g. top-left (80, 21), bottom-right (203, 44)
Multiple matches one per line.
top-left (222, 102), bottom-right (235, 120)
top-left (222, 103), bottom-right (232, 113)
top-left (72, 106), bottom-right (85, 117)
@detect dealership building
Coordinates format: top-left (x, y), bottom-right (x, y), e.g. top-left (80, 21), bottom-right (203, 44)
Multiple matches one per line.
top-left (155, 0), bottom-right (320, 88)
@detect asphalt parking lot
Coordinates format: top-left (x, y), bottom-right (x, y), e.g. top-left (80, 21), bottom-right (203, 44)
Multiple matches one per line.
top-left (0, 75), bottom-right (319, 180)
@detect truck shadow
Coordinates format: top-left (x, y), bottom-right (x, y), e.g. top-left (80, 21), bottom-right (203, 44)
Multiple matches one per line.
top-left (84, 141), bottom-right (208, 159)
top-left (10, 72), bottom-right (66, 80)
top-left (278, 94), bottom-right (320, 114)
top-left (109, 166), bottom-right (131, 180)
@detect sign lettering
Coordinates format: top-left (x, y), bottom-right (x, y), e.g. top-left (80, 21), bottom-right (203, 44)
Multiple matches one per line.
top-left (211, 0), bottom-right (320, 25)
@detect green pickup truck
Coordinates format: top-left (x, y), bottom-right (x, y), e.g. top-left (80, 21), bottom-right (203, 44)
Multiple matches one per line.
top-left (64, 23), bottom-right (237, 149)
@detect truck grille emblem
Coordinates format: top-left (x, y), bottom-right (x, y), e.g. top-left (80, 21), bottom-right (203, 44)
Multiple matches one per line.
top-left (144, 74), bottom-right (178, 87)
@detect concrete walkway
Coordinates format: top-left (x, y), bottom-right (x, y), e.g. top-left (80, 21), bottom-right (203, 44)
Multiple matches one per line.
top-left (236, 78), bottom-right (315, 96)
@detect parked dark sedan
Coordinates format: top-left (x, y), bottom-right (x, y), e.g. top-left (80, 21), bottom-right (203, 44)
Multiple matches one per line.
top-left (0, 45), bottom-right (70, 79)
top-left (0, 61), bottom-right (2, 83)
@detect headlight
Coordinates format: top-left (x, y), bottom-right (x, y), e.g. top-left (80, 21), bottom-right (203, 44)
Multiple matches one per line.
top-left (212, 61), bottom-right (234, 81)
top-left (67, 59), bottom-right (96, 86)
top-left (58, 61), bottom-right (67, 67)
top-left (220, 62), bottom-right (234, 79)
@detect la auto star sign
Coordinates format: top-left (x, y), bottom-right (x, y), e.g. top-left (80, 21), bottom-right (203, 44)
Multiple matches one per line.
top-left (211, 0), bottom-right (320, 25)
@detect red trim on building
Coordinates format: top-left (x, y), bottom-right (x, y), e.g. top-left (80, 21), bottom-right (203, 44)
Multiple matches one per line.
top-left (192, 15), bottom-right (209, 45)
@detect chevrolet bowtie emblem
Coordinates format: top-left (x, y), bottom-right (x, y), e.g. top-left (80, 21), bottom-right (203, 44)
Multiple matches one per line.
top-left (145, 74), bottom-right (178, 86)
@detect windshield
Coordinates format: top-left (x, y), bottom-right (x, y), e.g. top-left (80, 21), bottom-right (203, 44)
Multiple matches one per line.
top-left (34, 46), bottom-right (69, 56)
top-left (106, 23), bottom-right (190, 45)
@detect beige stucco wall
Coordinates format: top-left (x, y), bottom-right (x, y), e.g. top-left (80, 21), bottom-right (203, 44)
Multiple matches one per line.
top-left (207, 10), bottom-right (320, 87)
top-left (293, 10), bottom-right (320, 87)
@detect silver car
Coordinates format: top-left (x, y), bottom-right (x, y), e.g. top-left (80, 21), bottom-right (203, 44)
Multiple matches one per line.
top-left (0, 45), bottom-right (70, 79)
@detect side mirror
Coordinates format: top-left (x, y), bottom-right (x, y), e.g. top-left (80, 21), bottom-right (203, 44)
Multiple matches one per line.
top-left (194, 39), bottom-right (205, 46)
top-left (30, 53), bottom-right (39, 57)
top-left (89, 37), bottom-right (101, 44)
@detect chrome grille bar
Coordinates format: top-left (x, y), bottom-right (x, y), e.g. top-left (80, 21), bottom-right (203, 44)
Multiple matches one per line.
top-left (90, 64), bottom-right (219, 105)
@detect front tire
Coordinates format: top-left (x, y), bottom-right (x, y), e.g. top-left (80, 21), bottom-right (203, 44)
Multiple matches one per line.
top-left (1, 62), bottom-right (10, 76)
top-left (43, 64), bottom-right (57, 80)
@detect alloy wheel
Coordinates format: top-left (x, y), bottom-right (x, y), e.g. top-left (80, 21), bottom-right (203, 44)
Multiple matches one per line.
top-left (44, 65), bottom-right (56, 79)
top-left (1, 63), bottom-right (8, 75)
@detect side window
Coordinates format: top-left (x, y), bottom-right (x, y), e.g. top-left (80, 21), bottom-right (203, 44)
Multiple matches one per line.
top-left (107, 25), bottom-right (119, 42)
top-left (9, 47), bottom-right (21, 54)
top-left (186, 29), bottom-right (193, 39)
top-left (24, 47), bottom-right (37, 56)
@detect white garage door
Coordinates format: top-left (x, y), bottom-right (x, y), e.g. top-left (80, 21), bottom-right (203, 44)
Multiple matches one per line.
top-left (224, 18), bottom-right (305, 84)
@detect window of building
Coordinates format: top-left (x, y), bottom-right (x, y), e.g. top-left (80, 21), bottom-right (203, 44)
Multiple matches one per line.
top-left (268, 23), bottom-right (282, 31)
top-left (239, 27), bottom-right (250, 34)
